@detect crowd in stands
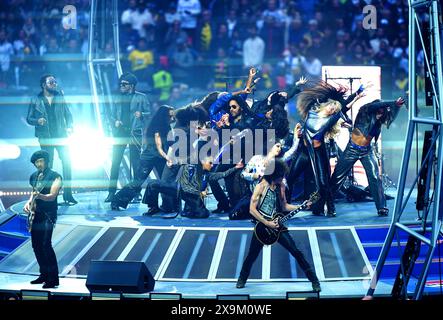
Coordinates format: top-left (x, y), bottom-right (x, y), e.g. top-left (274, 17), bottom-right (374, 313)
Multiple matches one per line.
top-left (0, 0), bottom-right (423, 100)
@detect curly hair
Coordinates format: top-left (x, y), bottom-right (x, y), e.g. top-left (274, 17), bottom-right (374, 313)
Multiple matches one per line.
top-left (175, 105), bottom-right (209, 129)
top-left (263, 158), bottom-right (289, 184)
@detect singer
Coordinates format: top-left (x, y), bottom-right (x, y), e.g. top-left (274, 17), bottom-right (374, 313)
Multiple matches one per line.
top-left (26, 74), bottom-right (77, 205)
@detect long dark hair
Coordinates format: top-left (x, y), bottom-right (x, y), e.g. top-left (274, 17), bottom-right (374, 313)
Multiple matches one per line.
top-left (146, 105), bottom-right (174, 137)
top-left (175, 105), bottom-right (208, 130)
top-left (270, 106), bottom-right (290, 139)
top-left (297, 80), bottom-right (347, 120)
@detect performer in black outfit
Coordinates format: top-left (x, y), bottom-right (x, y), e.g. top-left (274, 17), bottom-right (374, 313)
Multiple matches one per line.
top-left (297, 81), bottom-right (364, 217)
top-left (236, 159), bottom-right (321, 292)
top-left (105, 72), bottom-right (152, 202)
top-left (330, 97), bottom-right (405, 216)
top-left (24, 150), bottom-right (62, 289)
top-left (111, 105), bottom-right (175, 210)
top-left (26, 74), bottom-right (77, 205)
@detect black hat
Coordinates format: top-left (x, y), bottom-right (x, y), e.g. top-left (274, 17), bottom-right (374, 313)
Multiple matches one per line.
top-left (119, 72), bottom-right (138, 86)
top-left (30, 150), bottom-right (50, 165)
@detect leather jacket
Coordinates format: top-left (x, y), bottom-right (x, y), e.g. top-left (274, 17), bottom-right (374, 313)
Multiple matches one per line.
top-left (27, 92), bottom-right (73, 138)
top-left (353, 100), bottom-right (400, 142)
top-left (110, 91), bottom-right (152, 137)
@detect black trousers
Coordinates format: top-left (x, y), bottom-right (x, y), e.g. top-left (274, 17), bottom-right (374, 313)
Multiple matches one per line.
top-left (330, 142), bottom-right (386, 211)
top-left (229, 191), bottom-right (252, 220)
top-left (108, 136), bottom-right (141, 194)
top-left (31, 216), bottom-right (58, 282)
top-left (180, 192), bottom-right (210, 218)
top-left (286, 148), bottom-right (311, 201)
top-left (239, 231), bottom-right (318, 283)
top-left (159, 164), bottom-right (181, 212)
top-left (144, 178), bottom-right (179, 211)
top-left (39, 138), bottom-right (73, 200)
top-left (112, 156), bottom-right (165, 209)
top-left (209, 163), bottom-right (240, 210)
top-left (311, 144), bottom-right (335, 214)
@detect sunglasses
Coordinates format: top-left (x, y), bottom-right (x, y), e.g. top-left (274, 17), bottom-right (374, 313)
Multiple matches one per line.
top-left (119, 82), bottom-right (131, 87)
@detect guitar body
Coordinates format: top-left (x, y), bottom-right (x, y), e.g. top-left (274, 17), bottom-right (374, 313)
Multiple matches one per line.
top-left (252, 193), bottom-right (320, 246)
top-left (254, 213), bottom-right (284, 245)
top-left (26, 172), bottom-right (44, 233)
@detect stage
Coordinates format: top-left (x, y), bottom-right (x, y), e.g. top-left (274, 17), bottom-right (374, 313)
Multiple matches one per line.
top-left (0, 190), bottom-right (441, 300)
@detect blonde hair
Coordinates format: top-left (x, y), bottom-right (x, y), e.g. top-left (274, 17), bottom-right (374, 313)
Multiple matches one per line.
top-left (313, 99), bottom-right (343, 139)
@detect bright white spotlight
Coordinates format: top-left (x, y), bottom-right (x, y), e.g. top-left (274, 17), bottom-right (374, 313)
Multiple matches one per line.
top-left (67, 126), bottom-right (111, 170)
top-left (0, 141), bottom-right (21, 161)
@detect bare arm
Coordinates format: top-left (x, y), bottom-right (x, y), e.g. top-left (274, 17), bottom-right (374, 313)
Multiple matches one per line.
top-left (36, 177), bottom-right (62, 202)
top-left (280, 183), bottom-right (298, 212)
top-left (155, 132), bottom-right (169, 160)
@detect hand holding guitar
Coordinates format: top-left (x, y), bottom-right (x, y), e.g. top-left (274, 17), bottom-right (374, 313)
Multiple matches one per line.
top-left (265, 219), bottom-right (279, 230)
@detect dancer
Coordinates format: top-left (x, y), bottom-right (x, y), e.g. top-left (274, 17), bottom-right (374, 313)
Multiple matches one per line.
top-left (297, 81), bottom-right (364, 216)
top-left (111, 105), bottom-right (175, 210)
top-left (330, 97), bottom-right (405, 216)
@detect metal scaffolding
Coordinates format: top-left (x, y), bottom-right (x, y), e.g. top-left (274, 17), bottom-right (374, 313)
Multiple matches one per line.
top-left (366, 0), bottom-right (443, 300)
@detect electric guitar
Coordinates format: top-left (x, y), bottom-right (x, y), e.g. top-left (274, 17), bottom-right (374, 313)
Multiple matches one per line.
top-left (254, 192), bottom-right (320, 245)
top-left (26, 173), bottom-right (45, 232)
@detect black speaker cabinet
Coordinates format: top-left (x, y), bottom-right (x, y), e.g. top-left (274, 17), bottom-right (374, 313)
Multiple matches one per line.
top-left (86, 260), bottom-right (155, 293)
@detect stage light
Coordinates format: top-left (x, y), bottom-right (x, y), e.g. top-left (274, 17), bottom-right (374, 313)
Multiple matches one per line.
top-left (67, 126), bottom-right (111, 171)
top-left (149, 293), bottom-right (182, 300)
top-left (286, 291), bottom-right (320, 300)
top-left (0, 140), bottom-right (20, 161)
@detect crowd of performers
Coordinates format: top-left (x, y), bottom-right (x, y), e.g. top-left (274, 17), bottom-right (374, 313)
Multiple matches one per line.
top-left (24, 71), bottom-right (405, 289)
top-left (100, 69), bottom-right (405, 219)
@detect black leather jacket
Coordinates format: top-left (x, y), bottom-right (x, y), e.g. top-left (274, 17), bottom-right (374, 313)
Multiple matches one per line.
top-left (178, 164), bottom-right (238, 196)
top-left (353, 100), bottom-right (400, 142)
top-left (27, 92), bottom-right (73, 138)
top-left (110, 91), bottom-right (152, 137)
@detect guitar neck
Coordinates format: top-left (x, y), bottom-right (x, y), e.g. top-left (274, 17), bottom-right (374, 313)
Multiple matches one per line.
top-left (278, 201), bottom-right (308, 225)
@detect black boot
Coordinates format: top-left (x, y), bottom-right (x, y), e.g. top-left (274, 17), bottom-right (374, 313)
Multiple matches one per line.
top-left (326, 197), bottom-right (336, 217)
top-left (30, 275), bottom-right (46, 284)
top-left (312, 281), bottom-right (321, 292)
top-left (236, 277), bottom-right (247, 288)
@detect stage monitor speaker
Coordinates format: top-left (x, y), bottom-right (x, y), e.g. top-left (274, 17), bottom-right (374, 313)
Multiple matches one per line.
top-left (86, 260), bottom-right (155, 294)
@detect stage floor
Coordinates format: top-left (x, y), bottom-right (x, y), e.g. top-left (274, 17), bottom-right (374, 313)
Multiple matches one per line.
top-left (0, 189), bottom-right (432, 299)
top-left (6, 189), bottom-right (418, 228)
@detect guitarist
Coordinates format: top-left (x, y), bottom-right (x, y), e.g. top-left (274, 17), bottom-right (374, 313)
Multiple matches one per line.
top-left (236, 159), bottom-right (321, 292)
top-left (23, 150), bottom-right (62, 289)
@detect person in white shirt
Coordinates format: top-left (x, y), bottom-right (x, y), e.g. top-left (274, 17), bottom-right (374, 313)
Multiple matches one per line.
top-left (301, 49), bottom-right (322, 80)
top-left (177, 0), bottom-right (201, 44)
top-left (243, 25), bottom-right (265, 69)
top-left (121, 0), bottom-right (155, 38)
